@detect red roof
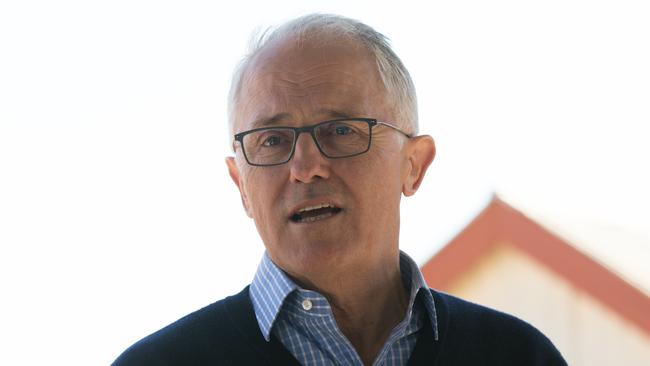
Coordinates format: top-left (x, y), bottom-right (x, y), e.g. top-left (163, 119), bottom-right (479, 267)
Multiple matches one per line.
top-left (421, 196), bottom-right (650, 336)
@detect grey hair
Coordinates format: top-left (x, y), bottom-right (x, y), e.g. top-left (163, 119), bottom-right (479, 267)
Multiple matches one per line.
top-left (227, 13), bottom-right (418, 135)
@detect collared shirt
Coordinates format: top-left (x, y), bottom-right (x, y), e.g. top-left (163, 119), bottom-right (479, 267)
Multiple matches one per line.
top-left (250, 251), bottom-right (438, 366)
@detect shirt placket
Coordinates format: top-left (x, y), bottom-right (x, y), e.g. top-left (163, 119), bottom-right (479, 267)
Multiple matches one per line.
top-left (293, 290), bottom-right (364, 366)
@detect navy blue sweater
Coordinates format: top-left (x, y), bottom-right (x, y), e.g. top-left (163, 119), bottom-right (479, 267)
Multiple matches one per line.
top-left (113, 286), bottom-right (567, 365)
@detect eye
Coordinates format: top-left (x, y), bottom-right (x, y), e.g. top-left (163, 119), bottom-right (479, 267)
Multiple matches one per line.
top-left (334, 125), bottom-right (353, 135)
top-left (262, 135), bottom-right (282, 147)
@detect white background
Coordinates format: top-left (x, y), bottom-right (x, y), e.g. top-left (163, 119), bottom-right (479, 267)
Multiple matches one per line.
top-left (1, 1), bottom-right (649, 364)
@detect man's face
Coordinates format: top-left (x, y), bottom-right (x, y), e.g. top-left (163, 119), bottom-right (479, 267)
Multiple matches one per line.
top-left (227, 36), bottom-right (422, 284)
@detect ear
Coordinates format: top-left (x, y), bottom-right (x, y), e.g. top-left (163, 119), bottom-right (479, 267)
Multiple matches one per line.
top-left (226, 157), bottom-right (253, 218)
top-left (402, 135), bottom-right (436, 197)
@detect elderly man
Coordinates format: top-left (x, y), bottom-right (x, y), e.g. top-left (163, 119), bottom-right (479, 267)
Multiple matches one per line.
top-left (114, 14), bottom-right (566, 366)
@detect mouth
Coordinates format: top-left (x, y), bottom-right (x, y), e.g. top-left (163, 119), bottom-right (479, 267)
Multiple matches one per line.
top-left (289, 203), bottom-right (343, 223)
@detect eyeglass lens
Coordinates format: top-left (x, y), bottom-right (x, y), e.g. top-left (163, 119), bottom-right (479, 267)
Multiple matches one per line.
top-left (241, 120), bottom-right (371, 165)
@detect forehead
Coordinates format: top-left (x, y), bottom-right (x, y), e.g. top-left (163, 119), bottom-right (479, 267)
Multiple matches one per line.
top-left (235, 35), bottom-right (389, 130)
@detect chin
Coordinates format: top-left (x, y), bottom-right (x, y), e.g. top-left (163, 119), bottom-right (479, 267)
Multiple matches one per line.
top-left (272, 238), bottom-right (347, 266)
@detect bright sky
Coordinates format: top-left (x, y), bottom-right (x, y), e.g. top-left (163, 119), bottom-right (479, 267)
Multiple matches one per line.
top-left (0, 1), bottom-right (649, 365)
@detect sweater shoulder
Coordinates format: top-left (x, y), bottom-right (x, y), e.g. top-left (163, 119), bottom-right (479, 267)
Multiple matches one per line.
top-left (112, 287), bottom-right (252, 366)
top-left (437, 290), bottom-right (542, 335)
top-left (433, 290), bottom-right (567, 366)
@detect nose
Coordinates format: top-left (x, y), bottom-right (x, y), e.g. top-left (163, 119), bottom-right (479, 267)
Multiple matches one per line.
top-left (288, 132), bottom-right (331, 183)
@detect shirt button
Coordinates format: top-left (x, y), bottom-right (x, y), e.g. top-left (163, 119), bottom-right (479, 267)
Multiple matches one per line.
top-left (302, 299), bottom-right (313, 311)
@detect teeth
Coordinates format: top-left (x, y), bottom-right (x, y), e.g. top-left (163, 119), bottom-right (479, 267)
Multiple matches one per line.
top-left (301, 211), bottom-right (334, 222)
top-left (298, 203), bottom-right (332, 213)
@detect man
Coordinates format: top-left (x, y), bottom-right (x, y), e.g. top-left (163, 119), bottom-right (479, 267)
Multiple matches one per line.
top-left (114, 14), bottom-right (567, 365)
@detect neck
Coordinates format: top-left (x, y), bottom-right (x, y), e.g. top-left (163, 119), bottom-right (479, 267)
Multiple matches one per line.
top-left (291, 252), bottom-right (409, 365)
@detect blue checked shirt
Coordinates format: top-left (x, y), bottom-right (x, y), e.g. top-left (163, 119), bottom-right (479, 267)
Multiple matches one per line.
top-left (250, 251), bottom-right (438, 366)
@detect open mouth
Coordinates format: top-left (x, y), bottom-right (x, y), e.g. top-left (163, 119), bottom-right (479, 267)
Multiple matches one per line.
top-left (289, 203), bottom-right (343, 223)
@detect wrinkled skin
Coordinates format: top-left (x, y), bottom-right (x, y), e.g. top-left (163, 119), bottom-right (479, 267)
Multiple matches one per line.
top-left (226, 35), bottom-right (435, 290)
top-left (226, 34), bottom-right (436, 364)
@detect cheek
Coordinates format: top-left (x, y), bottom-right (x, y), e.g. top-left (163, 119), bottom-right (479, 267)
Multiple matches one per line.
top-left (344, 152), bottom-right (403, 201)
top-left (363, 144), bottom-right (403, 181)
top-left (242, 167), bottom-right (285, 219)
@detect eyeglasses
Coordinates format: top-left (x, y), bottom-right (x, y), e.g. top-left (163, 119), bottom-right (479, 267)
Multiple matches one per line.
top-left (233, 118), bottom-right (412, 166)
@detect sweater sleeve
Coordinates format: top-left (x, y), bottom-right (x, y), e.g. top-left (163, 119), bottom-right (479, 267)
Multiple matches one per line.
top-left (111, 300), bottom-right (232, 366)
top-left (111, 287), bottom-right (299, 366)
top-left (433, 291), bottom-right (568, 366)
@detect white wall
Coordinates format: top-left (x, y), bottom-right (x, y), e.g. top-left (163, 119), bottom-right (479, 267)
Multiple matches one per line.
top-left (450, 244), bottom-right (650, 366)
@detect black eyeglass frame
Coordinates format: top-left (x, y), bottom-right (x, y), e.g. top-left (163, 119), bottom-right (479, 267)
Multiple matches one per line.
top-left (233, 118), bottom-right (412, 167)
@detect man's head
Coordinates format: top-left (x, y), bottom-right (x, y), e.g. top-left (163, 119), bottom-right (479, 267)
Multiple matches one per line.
top-left (228, 14), bottom-right (419, 137)
top-left (226, 14), bottom-right (435, 287)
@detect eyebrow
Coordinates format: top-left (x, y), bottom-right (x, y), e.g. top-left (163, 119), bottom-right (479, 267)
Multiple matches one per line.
top-left (249, 108), bottom-right (364, 128)
top-left (250, 113), bottom-right (292, 128)
top-left (317, 108), bottom-right (362, 119)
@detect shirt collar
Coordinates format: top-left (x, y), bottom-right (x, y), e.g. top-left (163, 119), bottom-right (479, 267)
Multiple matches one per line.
top-left (400, 251), bottom-right (439, 341)
top-left (249, 252), bottom-right (297, 341)
top-left (249, 250), bottom-right (438, 342)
